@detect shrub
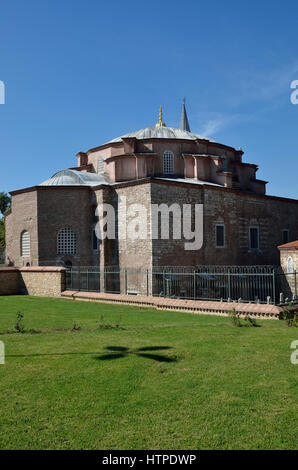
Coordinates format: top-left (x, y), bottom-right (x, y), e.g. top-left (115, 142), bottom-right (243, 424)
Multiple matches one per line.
top-left (14, 312), bottom-right (25, 333)
top-left (228, 309), bottom-right (259, 327)
top-left (229, 309), bottom-right (242, 327)
top-left (71, 323), bottom-right (81, 331)
top-left (282, 307), bottom-right (298, 327)
top-left (244, 316), bottom-right (259, 327)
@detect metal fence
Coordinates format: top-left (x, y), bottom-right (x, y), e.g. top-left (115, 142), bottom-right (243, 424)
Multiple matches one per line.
top-left (65, 265), bottom-right (298, 305)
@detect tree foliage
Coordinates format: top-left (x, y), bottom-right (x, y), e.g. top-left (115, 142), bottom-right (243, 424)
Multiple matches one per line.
top-left (0, 192), bottom-right (11, 216)
top-left (0, 192), bottom-right (11, 250)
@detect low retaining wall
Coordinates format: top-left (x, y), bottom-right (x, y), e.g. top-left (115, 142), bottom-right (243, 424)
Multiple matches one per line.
top-left (0, 267), bottom-right (66, 297)
top-left (0, 268), bottom-right (20, 295)
top-left (61, 290), bottom-right (286, 319)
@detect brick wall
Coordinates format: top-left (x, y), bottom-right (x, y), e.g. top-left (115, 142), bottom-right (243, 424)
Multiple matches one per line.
top-left (5, 190), bottom-right (38, 266)
top-left (0, 268), bottom-right (19, 295)
top-left (150, 180), bottom-right (298, 267)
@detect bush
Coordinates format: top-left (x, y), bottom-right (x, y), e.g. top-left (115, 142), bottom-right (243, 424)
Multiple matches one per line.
top-left (228, 309), bottom-right (259, 327)
top-left (229, 309), bottom-right (242, 327)
top-left (282, 307), bottom-right (298, 327)
top-left (14, 312), bottom-right (25, 333)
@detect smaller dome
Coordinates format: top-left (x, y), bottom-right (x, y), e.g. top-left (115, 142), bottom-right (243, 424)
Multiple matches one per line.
top-left (40, 169), bottom-right (110, 187)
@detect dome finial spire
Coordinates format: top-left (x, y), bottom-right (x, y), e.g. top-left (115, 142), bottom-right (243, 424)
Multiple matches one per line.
top-left (180, 97), bottom-right (190, 132)
top-left (156, 105), bottom-right (166, 127)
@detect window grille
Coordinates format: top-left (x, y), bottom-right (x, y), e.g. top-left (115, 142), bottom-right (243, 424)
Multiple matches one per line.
top-left (163, 151), bottom-right (174, 175)
top-left (57, 228), bottom-right (77, 255)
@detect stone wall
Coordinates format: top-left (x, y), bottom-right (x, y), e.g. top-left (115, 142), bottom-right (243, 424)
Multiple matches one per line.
top-left (0, 267), bottom-right (66, 297)
top-left (278, 245), bottom-right (298, 300)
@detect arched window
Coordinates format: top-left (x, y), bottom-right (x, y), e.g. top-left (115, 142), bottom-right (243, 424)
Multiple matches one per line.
top-left (98, 156), bottom-right (104, 175)
top-left (163, 151), bottom-right (174, 175)
top-left (57, 228), bottom-right (77, 255)
top-left (21, 231), bottom-right (30, 257)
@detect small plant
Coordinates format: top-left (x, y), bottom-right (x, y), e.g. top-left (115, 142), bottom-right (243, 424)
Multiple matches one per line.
top-left (115, 315), bottom-right (122, 329)
top-left (14, 312), bottom-right (25, 333)
top-left (229, 309), bottom-right (242, 327)
top-left (228, 309), bottom-right (260, 328)
top-left (244, 316), bottom-right (259, 327)
top-left (97, 313), bottom-right (125, 330)
top-left (282, 308), bottom-right (298, 327)
top-left (71, 322), bottom-right (81, 331)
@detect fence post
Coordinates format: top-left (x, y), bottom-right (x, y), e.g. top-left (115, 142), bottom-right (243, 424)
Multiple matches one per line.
top-left (193, 271), bottom-right (196, 300)
top-left (228, 271), bottom-right (231, 300)
top-left (273, 270), bottom-right (276, 305)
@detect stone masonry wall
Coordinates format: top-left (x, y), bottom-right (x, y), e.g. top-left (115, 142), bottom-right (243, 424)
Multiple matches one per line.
top-left (279, 248), bottom-right (298, 299)
top-left (0, 267), bottom-right (66, 297)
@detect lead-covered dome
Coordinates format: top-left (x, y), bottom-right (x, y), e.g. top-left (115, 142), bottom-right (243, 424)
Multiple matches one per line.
top-left (40, 169), bottom-right (110, 186)
top-left (107, 126), bottom-right (215, 144)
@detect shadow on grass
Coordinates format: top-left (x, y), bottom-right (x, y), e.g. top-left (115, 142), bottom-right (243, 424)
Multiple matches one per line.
top-left (6, 346), bottom-right (177, 363)
top-left (96, 346), bottom-right (177, 363)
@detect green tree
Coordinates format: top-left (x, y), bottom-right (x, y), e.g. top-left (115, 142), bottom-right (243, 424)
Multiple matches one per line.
top-left (0, 192), bottom-right (11, 216)
top-left (0, 192), bottom-right (11, 252)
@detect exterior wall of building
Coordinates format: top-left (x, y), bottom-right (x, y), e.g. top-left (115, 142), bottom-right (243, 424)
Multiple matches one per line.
top-left (148, 180), bottom-right (298, 267)
top-left (5, 190), bottom-right (39, 267)
top-left (115, 183), bottom-right (152, 270)
top-left (150, 181), bottom-right (204, 266)
top-left (203, 187), bottom-right (298, 266)
top-left (84, 136), bottom-right (266, 194)
top-left (36, 187), bottom-right (94, 266)
top-left (5, 177), bottom-right (298, 272)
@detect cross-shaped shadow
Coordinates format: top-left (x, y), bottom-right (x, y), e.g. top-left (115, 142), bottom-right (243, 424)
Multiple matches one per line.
top-left (96, 346), bottom-right (177, 363)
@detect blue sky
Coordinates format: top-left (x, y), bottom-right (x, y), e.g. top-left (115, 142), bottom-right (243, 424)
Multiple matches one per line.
top-left (0, 0), bottom-right (298, 198)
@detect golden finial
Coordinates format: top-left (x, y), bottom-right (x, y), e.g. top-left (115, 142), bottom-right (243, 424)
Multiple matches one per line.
top-left (155, 105), bottom-right (166, 127)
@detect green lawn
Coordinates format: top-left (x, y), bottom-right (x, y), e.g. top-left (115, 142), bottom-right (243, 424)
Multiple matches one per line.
top-left (0, 295), bottom-right (297, 450)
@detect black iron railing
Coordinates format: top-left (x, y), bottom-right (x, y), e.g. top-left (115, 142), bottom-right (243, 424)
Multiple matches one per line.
top-left (64, 266), bottom-right (298, 305)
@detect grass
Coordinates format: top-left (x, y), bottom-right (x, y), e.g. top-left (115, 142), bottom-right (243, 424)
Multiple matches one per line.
top-left (0, 295), bottom-right (297, 450)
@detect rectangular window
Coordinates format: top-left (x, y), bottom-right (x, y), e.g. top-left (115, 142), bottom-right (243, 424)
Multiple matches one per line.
top-left (249, 227), bottom-right (259, 250)
top-left (215, 224), bottom-right (225, 248)
top-left (282, 229), bottom-right (290, 244)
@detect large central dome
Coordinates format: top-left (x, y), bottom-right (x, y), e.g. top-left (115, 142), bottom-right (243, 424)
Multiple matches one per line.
top-left (107, 126), bottom-right (214, 144)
